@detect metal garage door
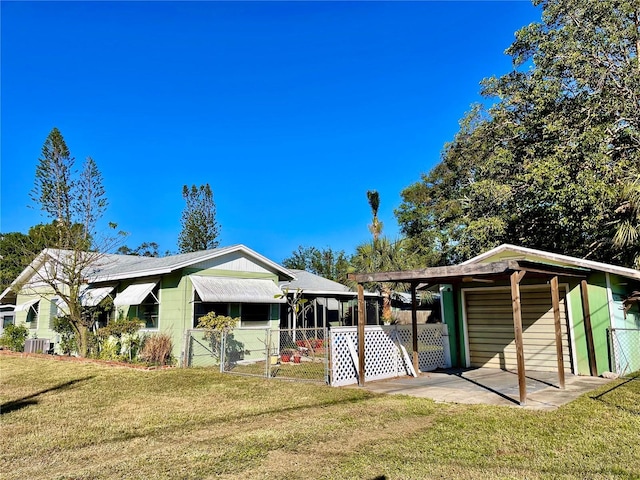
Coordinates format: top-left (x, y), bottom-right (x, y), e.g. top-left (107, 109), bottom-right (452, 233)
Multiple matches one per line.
top-left (464, 286), bottom-right (572, 373)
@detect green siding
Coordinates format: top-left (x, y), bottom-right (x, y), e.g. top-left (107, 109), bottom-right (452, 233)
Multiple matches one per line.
top-left (440, 285), bottom-right (460, 367)
top-left (586, 274), bottom-right (611, 375)
top-left (566, 275), bottom-right (614, 376)
top-left (14, 289), bottom-right (59, 349)
top-left (566, 281), bottom-right (587, 375)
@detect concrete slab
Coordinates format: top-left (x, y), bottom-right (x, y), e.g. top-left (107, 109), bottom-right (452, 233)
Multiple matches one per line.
top-left (360, 368), bottom-right (613, 410)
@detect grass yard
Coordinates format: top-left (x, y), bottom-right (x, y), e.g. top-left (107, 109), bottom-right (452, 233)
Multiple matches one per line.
top-left (1, 355), bottom-right (639, 480)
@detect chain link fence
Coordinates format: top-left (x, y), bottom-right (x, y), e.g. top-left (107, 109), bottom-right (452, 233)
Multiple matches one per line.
top-left (183, 327), bottom-right (328, 383)
top-left (609, 328), bottom-right (640, 376)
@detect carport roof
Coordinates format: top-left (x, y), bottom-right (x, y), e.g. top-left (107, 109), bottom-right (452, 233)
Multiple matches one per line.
top-left (349, 259), bottom-right (589, 285)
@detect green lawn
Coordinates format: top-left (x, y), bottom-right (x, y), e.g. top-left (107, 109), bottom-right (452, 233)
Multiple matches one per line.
top-left (1, 355), bottom-right (639, 479)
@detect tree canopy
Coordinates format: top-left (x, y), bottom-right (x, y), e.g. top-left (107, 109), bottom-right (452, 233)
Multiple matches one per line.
top-left (396, 0), bottom-right (640, 267)
top-left (282, 246), bottom-right (351, 285)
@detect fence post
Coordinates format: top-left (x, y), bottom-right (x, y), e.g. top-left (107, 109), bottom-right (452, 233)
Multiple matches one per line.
top-left (181, 330), bottom-right (190, 368)
top-left (219, 331), bottom-right (226, 373)
top-left (265, 328), bottom-right (272, 379)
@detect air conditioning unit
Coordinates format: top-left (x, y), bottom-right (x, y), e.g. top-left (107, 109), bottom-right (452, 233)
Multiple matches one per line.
top-left (24, 338), bottom-right (51, 354)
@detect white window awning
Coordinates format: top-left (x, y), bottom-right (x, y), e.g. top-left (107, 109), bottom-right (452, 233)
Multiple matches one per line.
top-left (190, 275), bottom-right (285, 304)
top-left (113, 281), bottom-right (158, 306)
top-left (80, 286), bottom-right (115, 307)
top-left (15, 298), bottom-right (39, 312)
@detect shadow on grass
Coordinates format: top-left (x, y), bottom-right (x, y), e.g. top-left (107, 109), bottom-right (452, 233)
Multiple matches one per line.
top-left (1, 376), bottom-right (95, 415)
top-left (590, 376), bottom-right (640, 416)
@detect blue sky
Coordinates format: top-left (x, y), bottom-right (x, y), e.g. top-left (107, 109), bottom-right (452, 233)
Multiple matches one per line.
top-left (1, 1), bottom-right (540, 263)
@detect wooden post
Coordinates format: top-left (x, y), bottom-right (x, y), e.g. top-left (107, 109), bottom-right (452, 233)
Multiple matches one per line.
top-left (411, 283), bottom-right (419, 373)
top-left (452, 283), bottom-right (463, 367)
top-left (550, 276), bottom-right (565, 389)
top-left (510, 271), bottom-right (527, 405)
top-left (357, 284), bottom-right (366, 386)
top-left (580, 280), bottom-right (598, 376)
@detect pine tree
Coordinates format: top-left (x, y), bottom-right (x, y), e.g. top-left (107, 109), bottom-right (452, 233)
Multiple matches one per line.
top-left (178, 184), bottom-right (220, 253)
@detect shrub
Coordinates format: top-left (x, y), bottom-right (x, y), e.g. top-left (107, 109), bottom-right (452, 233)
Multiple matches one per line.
top-left (0, 324), bottom-right (29, 352)
top-left (52, 316), bottom-right (77, 355)
top-left (139, 333), bottom-right (173, 366)
top-left (95, 317), bottom-right (143, 361)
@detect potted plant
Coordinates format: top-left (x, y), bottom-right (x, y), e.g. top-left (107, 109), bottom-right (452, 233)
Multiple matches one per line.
top-left (280, 348), bottom-right (295, 363)
top-left (293, 351), bottom-right (302, 364)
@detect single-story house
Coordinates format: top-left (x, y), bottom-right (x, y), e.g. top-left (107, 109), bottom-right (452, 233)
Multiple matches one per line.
top-left (1, 245), bottom-right (295, 363)
top-left (351, 244), bottom-right (640, 403)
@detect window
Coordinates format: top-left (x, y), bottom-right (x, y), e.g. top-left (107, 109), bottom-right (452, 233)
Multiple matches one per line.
top-left (2, 315), bottom-right (14, 329)
top-left (193, 291), bottom-right (232, 327)
top-left (138, 286), bottom-right (159, 329)
top-left (27, 302), bottom-right (39, 329)
top-left (241, 303), bottom-right (270, 324)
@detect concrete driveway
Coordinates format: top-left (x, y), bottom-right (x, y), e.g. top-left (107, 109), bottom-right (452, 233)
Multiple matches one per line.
top-left (360, 368), bottom-right (613, 410)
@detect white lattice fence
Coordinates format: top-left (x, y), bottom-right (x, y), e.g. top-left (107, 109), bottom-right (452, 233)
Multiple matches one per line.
top-left (393, 324), bottom-right (447, 372)
top-left (330, 324), bottom-right (449, 387)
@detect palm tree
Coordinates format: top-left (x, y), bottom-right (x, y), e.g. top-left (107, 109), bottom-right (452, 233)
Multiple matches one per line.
top-left (351, 237), bottom-right (413, 322)
top-left (613, 175), bottom-right (640, 268)
top-left (367, 190), bottom-right (383, 242)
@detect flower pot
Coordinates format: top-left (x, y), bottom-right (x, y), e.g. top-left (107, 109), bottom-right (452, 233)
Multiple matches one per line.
top-left (293, 355), bottom-right (301, 364)
top-left (281, 354), bottom-right (291, 363)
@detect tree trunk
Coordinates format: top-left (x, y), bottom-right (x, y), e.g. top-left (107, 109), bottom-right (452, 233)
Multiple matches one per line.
top-left (382, 286), bottom-right (392, 323)
top-left (76, 324), bottom-right (90, 357)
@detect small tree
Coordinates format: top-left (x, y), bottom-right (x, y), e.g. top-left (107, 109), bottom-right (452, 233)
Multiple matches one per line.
top-left (178, 184), bottom-right (220, 253)
top-left (197, 311), bottom-right (240, 365)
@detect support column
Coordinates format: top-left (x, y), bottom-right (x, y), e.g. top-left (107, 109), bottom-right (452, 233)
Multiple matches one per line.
top-left (357, 284), bottom-right (366, 386)
top-left (411, 283), bottom-right (419, 373)
top-left (550, 276), bottom-right (565, 389)
top-left (510, 271), bottom-right (527, 406)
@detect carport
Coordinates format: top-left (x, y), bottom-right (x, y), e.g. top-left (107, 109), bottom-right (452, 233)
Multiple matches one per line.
top-left (349, 259), bottom-right (598, 406)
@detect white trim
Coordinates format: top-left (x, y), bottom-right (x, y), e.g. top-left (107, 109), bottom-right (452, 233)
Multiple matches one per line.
top-left (564, 283), bottom-right (578, 374)
top-left (461, 244), bottom-right (640, 281)
top-left (605, 273), bottom-right (616, 329)
top-left (460, 283), bottom-right (575, 374)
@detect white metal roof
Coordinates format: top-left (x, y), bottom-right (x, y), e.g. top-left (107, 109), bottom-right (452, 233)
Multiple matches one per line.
top-left (462, 244), bottom-right (640, 281)
top-left (190, 275), bottom-right (286, 304)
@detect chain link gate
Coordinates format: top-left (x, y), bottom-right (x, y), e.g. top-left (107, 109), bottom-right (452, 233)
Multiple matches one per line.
top-left (609, 328), bottom-right (640, 376)
top-left (182, 327), bottom-right (329, 383)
